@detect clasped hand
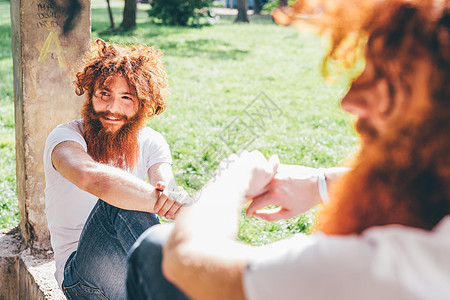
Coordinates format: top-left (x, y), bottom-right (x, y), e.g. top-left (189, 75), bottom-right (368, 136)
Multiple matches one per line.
top-left (153, 182), bottom-right (187, 220)
top-left (246, 165), bottom-right (322, 221)
top-left (216, 152), bottom-right (322, 221)
top-left (214, 150), bottom-right (280, 199)
top-left (152, 150), bottom-right (322, 222)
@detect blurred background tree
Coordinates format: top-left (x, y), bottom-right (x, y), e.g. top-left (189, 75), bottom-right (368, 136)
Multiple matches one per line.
top-left (236, 0), bottom-right (249, 22)
top-left (121, 0), bottom-right (137, 29)
top-left (148, 0), bottom-right (214, 26)
top-left (253, 0), bottom-right (261, 15)
top-left (106, 0), bottom-right (115, 29)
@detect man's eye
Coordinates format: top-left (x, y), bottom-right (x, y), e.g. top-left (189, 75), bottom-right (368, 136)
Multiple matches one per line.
top-left (95, 90), bottom-right (110, 98)
top-left (122, 96), bottom-right (133, 101)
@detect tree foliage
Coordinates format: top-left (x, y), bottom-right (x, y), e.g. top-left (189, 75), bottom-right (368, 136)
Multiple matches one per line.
top-left (149, 0), bottom-right (213, 26)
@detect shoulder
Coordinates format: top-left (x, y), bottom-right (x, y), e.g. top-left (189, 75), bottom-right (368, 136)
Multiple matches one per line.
top-left (244, 223), bottom-right (450, 299)
top-left (139, 126), bottom-right (169, 146)
top-left (45, 119), bottom-right (86, 153)
top-left (138, 126), bottom-right (173, 166)
top-left (243, 225), bottom-right (450, 299)
top-left (49, 119), bottom-right (84, 137)
top-left (44, 119), bottom-right (86, 172)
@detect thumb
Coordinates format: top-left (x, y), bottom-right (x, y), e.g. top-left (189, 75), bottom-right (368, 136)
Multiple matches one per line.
top-left (267, 154), bottom-right (280, 175)
top-left (246, 192), bottom-right (274, 217)
top-left (253, 208), bottom-right (292, 222)
top-left (155, 181), bottom-right (166, 192)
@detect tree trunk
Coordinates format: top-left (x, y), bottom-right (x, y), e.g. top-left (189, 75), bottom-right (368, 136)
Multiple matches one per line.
top-left (253, 0), bottom-right (261, 15)
top-left (121, 0), bottom-right (136, 30)
top-left (236, 0), bottom-right (249, 22)
top-left (106, 0), bottom-right (115, 29)
top-left (279, 0), bottom-right (288, 7)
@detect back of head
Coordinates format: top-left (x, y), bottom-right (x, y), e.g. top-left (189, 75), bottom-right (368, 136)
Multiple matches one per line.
top-left (278, 0), bottom-right (449, 108)
top-left (278, 0), bottom-right (450, 234)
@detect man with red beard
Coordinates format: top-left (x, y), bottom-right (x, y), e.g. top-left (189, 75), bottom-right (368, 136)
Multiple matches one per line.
top-left (43, 39), bottom-right (188, 299)
top-left (126, 0), bottom-right (450, 299)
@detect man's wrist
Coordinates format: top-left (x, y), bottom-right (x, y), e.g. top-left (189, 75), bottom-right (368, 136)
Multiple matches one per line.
top-left (317, 168), bottom-right (329, 204)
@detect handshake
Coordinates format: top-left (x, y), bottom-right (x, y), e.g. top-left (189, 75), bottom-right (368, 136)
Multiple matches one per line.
top-left (155, 181), bottom-right (195, 207)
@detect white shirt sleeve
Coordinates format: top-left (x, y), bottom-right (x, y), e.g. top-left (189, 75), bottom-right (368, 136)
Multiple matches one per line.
top-left (43, 121), bottom-right (86, 178)
top-left (140, 128), bottom-right (173, 170)
top-left (243, 219), bottom-right (450, 300)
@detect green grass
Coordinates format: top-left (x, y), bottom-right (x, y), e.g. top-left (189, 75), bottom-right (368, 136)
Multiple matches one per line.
top-left (0, 1), bottom-right (358, 244)
top-left (0, 0), bottom-right (17, 229)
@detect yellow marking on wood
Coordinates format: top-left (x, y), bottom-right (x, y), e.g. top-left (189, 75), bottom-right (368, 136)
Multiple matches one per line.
top-left (37, 31), bottom-right (66, 68)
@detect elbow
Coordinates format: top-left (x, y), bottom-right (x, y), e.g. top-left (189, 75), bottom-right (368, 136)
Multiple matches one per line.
top-left (75, 165), bottom-right (99, 193)
top-left (76, 169), bottom-right (92, 191)
top-left (162, 230), bottom-right (190, 285)
top-left (161, 239), bottom-right (179, 283)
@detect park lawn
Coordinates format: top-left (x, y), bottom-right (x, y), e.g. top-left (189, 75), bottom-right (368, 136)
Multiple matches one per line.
top-left (0, 0), bottom-right (359, 245)
top-left (0, 0), bottom-right (17, 229)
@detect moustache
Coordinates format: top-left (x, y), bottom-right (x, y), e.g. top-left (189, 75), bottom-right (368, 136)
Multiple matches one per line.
top-left (355, 119), bottom-right (378, 141)
top-left (93, 110), bottom-right (129, 122)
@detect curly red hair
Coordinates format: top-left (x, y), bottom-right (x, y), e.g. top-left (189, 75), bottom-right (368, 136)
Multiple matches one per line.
top-left (276, 0), bottom-right (450, 234)
top-left (74, 39), bottom-right (169, 125)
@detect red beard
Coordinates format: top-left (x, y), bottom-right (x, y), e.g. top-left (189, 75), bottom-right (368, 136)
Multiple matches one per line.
top-left (355, 118), bottom-right (378, 143)
top-left (82, 101), bottom-right (143, 170)
top-left (316, 122), bottom-right (448, 235)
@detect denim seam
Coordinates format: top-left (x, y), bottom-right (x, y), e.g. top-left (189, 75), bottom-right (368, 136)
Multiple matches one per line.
top-left (95, 201), bottom-right (117, 239)
top-left (63, 281), bottom-right (109, 300)
top-left (65, 253), bottom-right (109, 299)
top-left (117, 212), bottom-right (141, 241)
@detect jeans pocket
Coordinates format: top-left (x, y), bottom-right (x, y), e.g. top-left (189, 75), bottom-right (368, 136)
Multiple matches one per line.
top-left (63, 282), bottom-right (108, 300)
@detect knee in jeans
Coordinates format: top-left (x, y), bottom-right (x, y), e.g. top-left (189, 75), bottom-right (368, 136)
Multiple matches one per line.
top-left (132, 223), bottom-right (174, 250)
top-left (128, 223), bottom-right (174, 263)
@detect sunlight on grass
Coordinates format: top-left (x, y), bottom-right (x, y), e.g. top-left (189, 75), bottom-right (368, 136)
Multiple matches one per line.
top-left (0, 0), bottom-right (17, 228)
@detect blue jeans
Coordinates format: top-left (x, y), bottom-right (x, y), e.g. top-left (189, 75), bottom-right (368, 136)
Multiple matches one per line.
top-left (62, 199), bottom-right (160, 300)
top-left (127, 223), bottom-right (190, 300)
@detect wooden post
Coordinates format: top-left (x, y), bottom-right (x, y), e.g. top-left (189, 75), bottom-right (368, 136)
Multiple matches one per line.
top-left (10, 0), bottom-right (91, 248)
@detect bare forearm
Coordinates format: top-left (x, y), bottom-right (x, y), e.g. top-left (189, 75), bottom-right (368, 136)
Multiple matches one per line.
top-left (163, 178), bottom-right (248, 300)
top-left (323, 167), bottom-right (349, 190)
top-left (52, 141), bottom-right (172, 213)
top-left (181, 179), bottom-right (243, 235)
top-left (163, 151), bottom-right (279, 300)
top-left (80, 162), bottom-right (159, 212)
top-left (164, 237), bottom-right (249, 300)
top-left (278, 164), bottom-right (349, 194)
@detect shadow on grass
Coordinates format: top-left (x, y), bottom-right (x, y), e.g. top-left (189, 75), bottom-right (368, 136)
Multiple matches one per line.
top-left (217, 14), bottom-right (275, 25)
top-left (97, 23), bottom-right (192, 39)
top-left (0, 24), bottom-right (12, 61)
top-left (159, 38), bottom-right (249, 60)
top-left (95, 27), bottom-right (249, 61)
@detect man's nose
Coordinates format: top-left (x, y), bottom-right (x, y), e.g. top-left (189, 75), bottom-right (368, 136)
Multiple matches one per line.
top-left (106, 97), bottom-right (121, 114)
top-left (340, 92), bottom-right (370, 119)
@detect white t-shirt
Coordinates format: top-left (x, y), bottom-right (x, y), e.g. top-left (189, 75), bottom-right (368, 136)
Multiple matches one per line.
top-left (243, 216), bottom-right (450, 300)
top-left (43, 119), bottom-right (173, 288)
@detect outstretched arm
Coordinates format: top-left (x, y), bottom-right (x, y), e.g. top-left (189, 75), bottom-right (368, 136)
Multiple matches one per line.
top-left (52, 140), bottom-right (180, 217)
top-left (162, 151), bottom-right (279, 300)
top-left (148, 162), bottom-right (184, 219)
top-left (246, 165), bottom-right (349, 221)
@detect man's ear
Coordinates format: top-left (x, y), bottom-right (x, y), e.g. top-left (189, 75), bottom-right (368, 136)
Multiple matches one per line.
top-left (375, 78), bottom-right (395, 117)
top-left (376, 61), bottom-right (409, 119)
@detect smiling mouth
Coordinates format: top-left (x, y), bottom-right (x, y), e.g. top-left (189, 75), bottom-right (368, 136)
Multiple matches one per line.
top-left (101, 115), bottom-right (126, 123)
top-left (104, 116), bottom-right (120, 121)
